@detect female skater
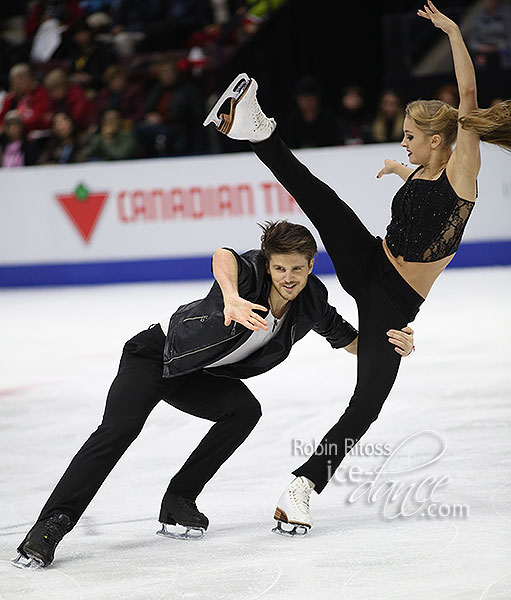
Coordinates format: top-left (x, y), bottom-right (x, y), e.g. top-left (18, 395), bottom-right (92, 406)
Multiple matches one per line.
top-left (204, 1), bottom-right (511, 533)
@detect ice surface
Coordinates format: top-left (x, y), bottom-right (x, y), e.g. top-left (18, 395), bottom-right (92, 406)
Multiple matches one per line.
top-left (1, 267), bottom-right (510, 600)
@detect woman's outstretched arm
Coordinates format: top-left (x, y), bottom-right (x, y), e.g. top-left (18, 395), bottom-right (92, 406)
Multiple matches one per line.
top-left (376, 159), bottom-right (413, 182)
top-left (418, 1), bottom-right (477, 115)
top-left (418, 1), bottom-right (481, 192)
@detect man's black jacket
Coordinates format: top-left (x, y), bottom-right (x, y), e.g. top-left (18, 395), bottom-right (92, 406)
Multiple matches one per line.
top-left (162, 248), bottom-right (358, 379)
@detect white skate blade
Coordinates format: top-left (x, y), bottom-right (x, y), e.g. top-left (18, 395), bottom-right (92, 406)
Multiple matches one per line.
top-left (203, 73), bottom-right (251, 128)
top-left (156, 523), bottom-right (205, 540)
top-left (11, 553), bottom-right (45, 569)
top-left (271, 521), bottom-right (310, 537)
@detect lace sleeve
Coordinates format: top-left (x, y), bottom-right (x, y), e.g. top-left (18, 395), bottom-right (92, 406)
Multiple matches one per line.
top-left (422, 199), bottom-right (475, 261)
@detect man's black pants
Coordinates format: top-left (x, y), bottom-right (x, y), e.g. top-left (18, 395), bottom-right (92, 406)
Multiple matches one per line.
top-left (38, 325), bottom-right (261, 528)
top-left (252, 132), bottom-right (424, 493)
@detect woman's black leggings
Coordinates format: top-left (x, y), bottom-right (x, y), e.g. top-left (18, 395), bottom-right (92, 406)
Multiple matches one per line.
top-left (37, 325), bottom-right (262, 528)
top-left (252, 132), bottom-right (424, 493)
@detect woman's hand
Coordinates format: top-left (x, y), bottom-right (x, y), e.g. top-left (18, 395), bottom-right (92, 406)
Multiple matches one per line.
top-left (417, 1), bottom-right (458, 35)
top-left (376, 159), bottom-right (400, 178)
top-left (377, 160), bottom-right (413, 182)
top-left (223, 295), bottom-right (268, 331)
top-left (387, 326), bottom-right (415, 356)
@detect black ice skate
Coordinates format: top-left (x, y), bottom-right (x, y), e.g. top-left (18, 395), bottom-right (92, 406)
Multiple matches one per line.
top-left (12, 513), bottom-right (72, 569)
top-left (157, 494), bottom-right (209, 540)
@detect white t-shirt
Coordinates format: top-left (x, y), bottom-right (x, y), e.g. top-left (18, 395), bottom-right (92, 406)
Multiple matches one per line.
top-left (160, 317), bottom-right (171, 335)
top-left (159, 310), bottom-right (288, 368)
top-left (205, 310), bottom-right (287, 368)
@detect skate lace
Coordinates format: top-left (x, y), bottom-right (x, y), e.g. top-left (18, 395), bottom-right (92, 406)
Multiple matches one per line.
top-left (249, 96), bottom-right (272, 130)
top-left (289, 481), bottom-right (311, 513)
top-left (42, 515), bottom-right (69, 549)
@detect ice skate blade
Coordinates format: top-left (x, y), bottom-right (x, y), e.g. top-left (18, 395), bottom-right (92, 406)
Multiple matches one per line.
top-left (203, 73), bottom-right (251, 129)
top-left (157, 523), bottom-right (205, 540)
top-left (272, 521), bottom-right (310, 537)
top-left (11, 553), bottom-right (45, 569)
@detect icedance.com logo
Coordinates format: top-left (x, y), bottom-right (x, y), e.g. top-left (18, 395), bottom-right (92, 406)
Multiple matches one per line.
top-left (291, 431), bottom-right (470, 520)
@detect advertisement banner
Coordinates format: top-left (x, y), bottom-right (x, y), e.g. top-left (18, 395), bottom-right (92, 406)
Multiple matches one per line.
top-left (0, 143), bottom-right (509, 286)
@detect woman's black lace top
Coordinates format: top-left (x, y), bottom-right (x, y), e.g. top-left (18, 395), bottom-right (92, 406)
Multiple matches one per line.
top-left (385, 167), bottom-right (475, 262)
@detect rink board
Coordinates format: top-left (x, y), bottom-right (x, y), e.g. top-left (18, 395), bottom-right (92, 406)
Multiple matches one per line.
top-left (0, 142), bottom-right (509, 286)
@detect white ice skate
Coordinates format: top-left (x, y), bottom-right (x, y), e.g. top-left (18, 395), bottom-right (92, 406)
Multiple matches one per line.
top-left (272, 476), bottom-right (313, 537)
top-left (203, 73), bottom-right (276, 142)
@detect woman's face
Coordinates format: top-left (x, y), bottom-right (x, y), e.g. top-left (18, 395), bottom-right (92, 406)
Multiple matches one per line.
top-left (53, 113), bottom-right (73, 139)
top-left (401, 116), bottom-right (431, 165)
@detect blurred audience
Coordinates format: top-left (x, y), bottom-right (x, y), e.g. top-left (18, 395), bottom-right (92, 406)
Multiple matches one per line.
top-left (25, 0), bottom-right (84, 41)
top-left (83, 108), bottom-right (136, 160)
top-left (469, 0), bottom-right (511, 69)
top-left (67, 20), bottom-right (117, 90)
top-left (44, 68), bottom-right (93, 130)
top-left (371, 90), bottom-right (405, 143)
top-left (93, 65), bottom-right (145, 124)
top-left (136, 56), bottom-right (205, 156)
top-left (0, 63), bottom-right (51, 134)
top-left (112, 0), bottom-right (210, 52)
top-left (434, 84), bottom-right (460, 108)
top-left (284, 76), bottom-right (341, 148)
top-left (337, 85), bottom-right (372, 145)
top-left (0, 111), bottom-right (39, 167)
top-left (0, 1), bottom-right (508, 167)
top-left (38, 111), bottom-right (84, 164)
top-left (29, 8), bottom-right (66, 63)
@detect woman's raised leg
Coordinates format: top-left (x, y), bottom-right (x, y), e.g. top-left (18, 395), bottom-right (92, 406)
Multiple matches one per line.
top-left (252, 132), bottom-right (378, 295)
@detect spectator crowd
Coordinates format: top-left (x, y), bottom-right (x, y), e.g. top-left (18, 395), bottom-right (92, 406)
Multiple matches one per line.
top-left (0, 0), bottom-right (509, 168)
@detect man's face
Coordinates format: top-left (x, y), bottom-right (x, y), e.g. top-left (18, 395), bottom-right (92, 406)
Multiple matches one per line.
top-left (266, 253), bottom-right (314, 302)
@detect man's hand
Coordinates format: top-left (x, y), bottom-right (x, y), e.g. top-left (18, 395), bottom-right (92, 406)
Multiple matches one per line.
top-left (387, 326), bottom-right (415, 356)
top-left (223, 295), bottom-right (268, 331)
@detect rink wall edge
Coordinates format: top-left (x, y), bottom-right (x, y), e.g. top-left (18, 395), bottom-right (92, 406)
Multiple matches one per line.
top-left (1, 241), bottom-right (510, 288)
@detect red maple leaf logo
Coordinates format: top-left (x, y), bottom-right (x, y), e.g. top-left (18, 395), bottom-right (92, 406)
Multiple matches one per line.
top-left (56, 183), bottom-right (108, 243)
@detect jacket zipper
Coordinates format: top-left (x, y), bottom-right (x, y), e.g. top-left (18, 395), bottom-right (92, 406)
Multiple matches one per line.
top-left (291, 323), bottom-right (297, 344)
top-left (164, 327), bottom-right (243, 365)
top-left (182, 315), bottom-right (209, 323)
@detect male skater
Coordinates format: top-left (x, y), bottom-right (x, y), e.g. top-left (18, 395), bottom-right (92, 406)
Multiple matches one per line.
top-left (14, 221), bottom-right (414, 568)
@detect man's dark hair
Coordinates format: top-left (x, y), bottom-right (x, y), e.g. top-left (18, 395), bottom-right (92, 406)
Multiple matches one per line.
top-left (259, 220), bottom-right (317, 263)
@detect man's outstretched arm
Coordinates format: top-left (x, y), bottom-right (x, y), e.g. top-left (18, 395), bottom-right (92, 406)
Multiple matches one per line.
top-left (212, 248), bottom-right (269, 331)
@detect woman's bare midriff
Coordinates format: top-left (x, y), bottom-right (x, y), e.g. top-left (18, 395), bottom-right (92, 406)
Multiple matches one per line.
top-left (382, 238), bottom-right (455, 299)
